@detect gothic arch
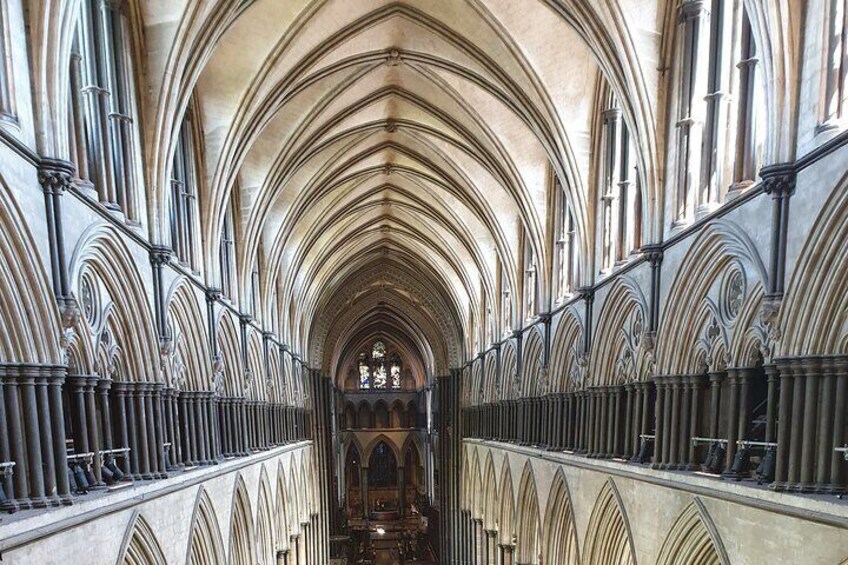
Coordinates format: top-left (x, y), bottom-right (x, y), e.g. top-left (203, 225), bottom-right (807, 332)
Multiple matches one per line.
top-left (186, 487), bottom-right (226, 565)
top-left (657, 219), bottom-right (770, 373)
top-left (542, 469), bottom-right (580, 565)
top-left (780, 175), bottom-right (848, 356)
top-left (501, 340), bottom-right (518, 400)
top-left (471, 451), bottom-right (484, 519)
top-left (275, 462), bottom-right (291, 552)
top-left (69, 225), bottom-right (159, 382)
top-left (655, 499), bottom-right (729, 565)
top-left (590, 277), bottom-right (650, 386)
top-left (481, 451), bottom-right (499, 531)
top-left (549, 307), bottom-right (583, 392)
top-left (246, 329), bottom-right (267, 401)
top-left (0, 178), bottom-right (61, 364)
top-left (498, 456), bottom-right (516, 546)
top-left (228, 475), bottom-right (257, 565)
top-left (484, 350), bottom-right (499, 403)
top-left (165, 279), bottom-right (210, 391)
top-left (216, 311), bottom-right (244, 396)
top-left (117, 511), bottom-right (167, 565)
top-left (516, 461), bottom-right (541, 564)
top-left (255, 467), bottom-right (276, 565)
top-left (582, 479), bottom-right (636, 565)
top-left (522, 326), bottom-right (546, 396)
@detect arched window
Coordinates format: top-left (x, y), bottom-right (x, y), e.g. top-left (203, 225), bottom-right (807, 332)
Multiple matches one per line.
top-left (822, 0), bottom-right (848, 128)
top-left (599, 95), bottom-right (641, 273)
top-left (523, 235), bottom-right (538, 319)
top-left (68, 0), bottom-right (141, 220)
top-left (0, 2), bottom-right (15, 121)
top-left (500, 261), bottom-right (511, 335)
top-left (368, 442), bottom-right (398, 487)
top-left (169, 108), bottom-right (201, 270)
top-left (554, 175), bottom-right (577, 300)
top-left (357, 341), bottom-right (401, 390)
top-left (672, 0), bottom-right (765, 221)
top-left (220, 196), bottom-right (237, 300)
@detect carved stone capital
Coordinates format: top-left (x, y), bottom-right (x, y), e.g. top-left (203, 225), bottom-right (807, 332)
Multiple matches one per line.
top-left (761, 163), bottom-right (796, 197)
top-left (149, 245), bottom-right (172, 267)
top-left (38, 158), bottom-right (75, 195)
top-left (205, 287), bottom-right (222, 303)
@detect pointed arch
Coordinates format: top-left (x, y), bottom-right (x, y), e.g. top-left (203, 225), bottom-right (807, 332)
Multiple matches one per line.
top-left (117, 511), bottom-right (167, 565)
top-left (516, 461), bottom-right (541, 564)
top-left (229, 475), bottom-right (257, 565)
top-left (550, 307), bottom-right (583, 392)
top-left (69, 225), bottom-right (159, 381)
top-left (780, 175), bottom-right (848, 356)
top-left (275, 462), bottom-right (291, 552)
top-left (521, 326), bottom-right (545, 396)
top-left (582, 479), bottom-right (636, 565)
top-left (256, 466), bottom-right (276, 565)
top-left (216, 311), bottom-right (244, 396)
top-left (590, 277), bottom-right (649, 385)
top-left (501, 340), bottom-right (518, 400)
top-left (186, 487), bottom-right (226, 565)
top-left (657, 220), bottom-right (769, 373)
top-left (0, 178), bottom-right (61, 364)
top-left (166, 279), bottom-right (210, 391)
top-left (542, 470), bottom-right (580, 565)
top-left (498, 456), bottom-right (516, 546)
top-left (656, 499), bottom-right (729, 565)
top-left (481, 451), bottom-right (499, 531)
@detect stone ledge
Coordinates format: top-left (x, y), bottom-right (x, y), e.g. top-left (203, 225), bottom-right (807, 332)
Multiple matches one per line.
top-left (465, 439), bottom-right (848, 528)
top-left (0, 441), bottom-right (312, 552)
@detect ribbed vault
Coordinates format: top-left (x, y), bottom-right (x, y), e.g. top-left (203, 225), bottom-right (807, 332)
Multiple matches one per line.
top-left (140, 0), bottom-right (662, 382)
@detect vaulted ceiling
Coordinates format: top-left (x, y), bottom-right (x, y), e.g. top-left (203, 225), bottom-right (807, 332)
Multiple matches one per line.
top-left (137, 0), bottom-right (664, 385)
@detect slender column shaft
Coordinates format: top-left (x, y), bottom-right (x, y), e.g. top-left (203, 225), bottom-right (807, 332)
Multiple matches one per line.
top-left (21, 375), bottom-right (47, 506)
top-left (35, 376), bottom-right (57, 503)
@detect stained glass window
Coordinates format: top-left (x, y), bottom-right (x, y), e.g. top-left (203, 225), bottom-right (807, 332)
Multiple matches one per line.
top-left (371, 341), bottom-right (386, 388)
top-left (357, 341), bottom-right (402, 390)
top-left (390, 354), bottom-right (401, 389)
top-left (359, 352), bottom-right (371, 389)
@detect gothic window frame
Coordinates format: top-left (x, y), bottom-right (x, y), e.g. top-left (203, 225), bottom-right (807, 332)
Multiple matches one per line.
top-left (670, 0), bottom-right (766, 224)
top-left (220, 194), bottom-right (237, 301)
top-left (0, 0), bottom-right (16, 123)
top-left (820, 0), bottom-right (848, 130)
top-left (169, 105), bottom-right (202, 272)
top-left (67, 0), bottom-right (142, 222)
top-left (357, 341), bottom-right (402, 391)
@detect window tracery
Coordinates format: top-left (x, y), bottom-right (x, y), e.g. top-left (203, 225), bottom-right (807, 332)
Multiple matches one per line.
top-left (357, 341), bottom-right (401, 390)
top-left (68, 0), bottom-right (141, 220)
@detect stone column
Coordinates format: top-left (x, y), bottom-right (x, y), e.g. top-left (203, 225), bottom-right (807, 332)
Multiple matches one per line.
top-left (35, 374), bottom-right (58, 504)
top-left (360, 466), bottom-right (369, 519)
top-left (687, 375), bottom-right (702, 468)
top-left (135, 384), bottom-right (152, 479)
top-left (679, 376), bottom-right (692, 469)
top-left (773, 363), bottom-right (793, 487)
top-left (707, 371), bottom-right (724, 440)
top-left (98, 379), bottom-right (114, 451)
top-left (799, 359), bottom-right (820, 490)
top-left (84, 376), bottom-right (104, 485)
top-left (4, 374), bottom-right (29, 506)
top-left (21, 372), bottom-right (48, 507)
top-left (788, 359), bottom-right (806, 486)
top-left (653, 380), bottom-right (666, 467)
top-left (830, 357), bottom-right (848, 491)
top-left (724, 369), bottom-right (741, 471)
top-left (48, 371), bottom-right (72, 502)
top-left (113, 383), bottom-right (133, 476)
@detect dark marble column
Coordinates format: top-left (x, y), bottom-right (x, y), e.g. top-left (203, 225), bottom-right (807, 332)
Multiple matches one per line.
top-left (48, 371), bottom-right (72, 502)
top-left (21, 372), bottom-right (48, 506)
top-left (35, 374), bottom-right (58, 504)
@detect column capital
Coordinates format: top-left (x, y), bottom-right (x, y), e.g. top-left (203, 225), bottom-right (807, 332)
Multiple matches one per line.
top-left (761, 162), bottom-right (796, 198)
top-left (149, 245), bottom-right (172, 267)
top-left (38, 158), bottom-right (76, 195)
